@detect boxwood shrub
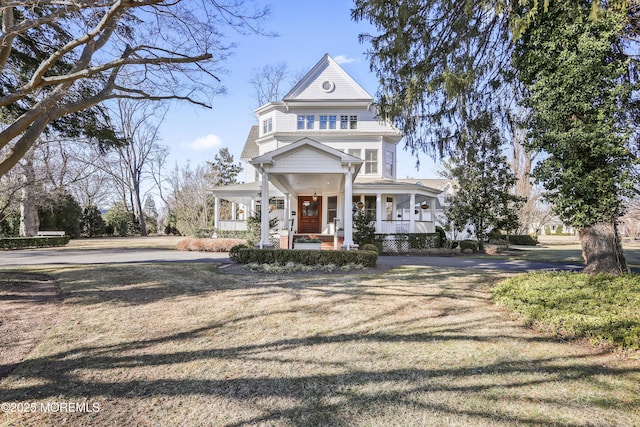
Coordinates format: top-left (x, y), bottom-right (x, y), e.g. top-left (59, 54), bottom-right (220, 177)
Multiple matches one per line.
top-left (231, 248), bottom-right (377, 267)
top-left (0, 236), bottom-right (71, 249)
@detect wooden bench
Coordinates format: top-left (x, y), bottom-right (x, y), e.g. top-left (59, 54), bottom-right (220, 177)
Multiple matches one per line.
top-left (37, 231), bottom-right (66, 237)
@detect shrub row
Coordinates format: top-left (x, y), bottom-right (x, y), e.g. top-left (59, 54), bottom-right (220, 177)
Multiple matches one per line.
top-left (176, 237), bottom-right (247, 252)
top-left (230, 246), bottom-right (377, 267)
top-left (0, 236), bottom-right (71, 250)
top-left (459, 240), bottom-right (479, 252)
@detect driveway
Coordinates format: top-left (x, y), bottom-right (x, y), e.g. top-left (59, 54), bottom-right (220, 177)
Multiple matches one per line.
top-left (0, 247), bottom-right (583, 272)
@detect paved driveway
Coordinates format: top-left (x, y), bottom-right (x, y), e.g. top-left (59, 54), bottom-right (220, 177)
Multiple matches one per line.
top-left (0, 247), bottom-right (583, 272)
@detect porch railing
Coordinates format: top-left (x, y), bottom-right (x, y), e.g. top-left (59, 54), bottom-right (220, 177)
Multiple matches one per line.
top-left (377, 220), bottom-right (435, 234)
top-left (218, 220), bottom-right (248, 231)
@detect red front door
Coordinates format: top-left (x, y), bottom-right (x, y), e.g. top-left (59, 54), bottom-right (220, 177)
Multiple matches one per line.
top-left (298, 196), bottom-right (321, 233)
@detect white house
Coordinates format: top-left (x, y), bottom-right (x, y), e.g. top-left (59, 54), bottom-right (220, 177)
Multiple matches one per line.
top-left (211, 54), bottom-right (447, 249)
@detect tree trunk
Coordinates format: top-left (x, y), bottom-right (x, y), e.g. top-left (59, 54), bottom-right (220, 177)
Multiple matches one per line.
top-left (579, 222), bottom-right (627, 275)
top-left (19, 152), bottom-right (39, 237)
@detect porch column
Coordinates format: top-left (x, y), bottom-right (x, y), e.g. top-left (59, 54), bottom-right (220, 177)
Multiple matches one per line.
top-left (342, 164), bottom-right (355, 250)
top-left (430, 197), bottom-right (436, 233)
top-left (409, 193), bottom-right (416, 233)
top-left (376, 193), bottom-right (382, 233)
top-left (258, 168), bottom-right (272, 248)
top-left (284, 193), bottom-right (290, 230)
top-left (213, 196), bottom-right (220, 234)
top-left (231, 202), bottom-right (237, 221)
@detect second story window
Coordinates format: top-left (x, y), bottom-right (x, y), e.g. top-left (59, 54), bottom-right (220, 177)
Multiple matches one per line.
top-left (297, 115), bottom-right (315, 130)
top-left (319, 115), bottom-right (337, 130)
top-left (365, 149), bottom-right (378, 174)
top-left (262, 117), bottom-right (273, 134)
top-left (340, 115), bottom-right (358, 129)
top-left (320, 115), bottom-right (328, 129)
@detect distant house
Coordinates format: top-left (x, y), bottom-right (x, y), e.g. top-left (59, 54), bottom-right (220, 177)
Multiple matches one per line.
top-left (210, 54), bottom-right (450, 249)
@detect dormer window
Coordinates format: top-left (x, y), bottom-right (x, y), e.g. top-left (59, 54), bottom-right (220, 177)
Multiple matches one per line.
top-left (262, 117), bottom-right (273, 134)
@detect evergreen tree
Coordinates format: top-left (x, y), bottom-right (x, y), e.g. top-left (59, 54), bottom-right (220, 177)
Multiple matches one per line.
top-left (38, 190), bottom-right (82, 238)
top-left (513, 1), bottom-right (634, 274)
top-left (81, 205), bottom-right (106, 237)
top-left (443, 113), bottom-right (524, 250)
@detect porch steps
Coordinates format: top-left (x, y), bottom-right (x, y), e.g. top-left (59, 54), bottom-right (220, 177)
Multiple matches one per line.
top-left (294, 234), bottom-right (343, 250)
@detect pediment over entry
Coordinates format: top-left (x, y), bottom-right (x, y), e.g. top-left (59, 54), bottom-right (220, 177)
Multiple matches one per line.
top-left (249, 138), bottom-right (362, 196)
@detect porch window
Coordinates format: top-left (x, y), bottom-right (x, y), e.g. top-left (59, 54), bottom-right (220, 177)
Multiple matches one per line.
top-left (329, 115), bottom-right (337, 129)
top-left (364, 195), bottom-right (376, 219)
top-left (340, 115), bottom-right (349, 129)
top-left (306, 115), bottom-right (314, 130)
top-left (327, 196), bottom-right (337, 224)
top-left (320, 115), bottom-right (328, 129)
top-left (386, 197), bottom-right (394, 220)
top-left (365, 149), bottom-right (378, 174)
top-left (297, 115), bottom-right (305, 130)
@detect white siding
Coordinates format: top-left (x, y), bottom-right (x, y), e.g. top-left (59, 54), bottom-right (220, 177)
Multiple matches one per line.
top-left (271, 148), bottom-right (343, 173)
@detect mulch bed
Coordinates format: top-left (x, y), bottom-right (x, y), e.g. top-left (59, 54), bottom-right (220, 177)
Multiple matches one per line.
top-left (0, 272), bottom-right (61, 381)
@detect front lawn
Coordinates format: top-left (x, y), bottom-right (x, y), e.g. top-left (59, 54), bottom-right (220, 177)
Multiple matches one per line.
top-left (1, 264), bottom-right (639, 426)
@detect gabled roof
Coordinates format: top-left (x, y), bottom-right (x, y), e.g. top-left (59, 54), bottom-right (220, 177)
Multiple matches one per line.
top-left (249, 137), bottom-right (363, 168)
top-left (283, 54), bottom-right (372, 102)
top-left (240, 125), bottom-right (259, 161)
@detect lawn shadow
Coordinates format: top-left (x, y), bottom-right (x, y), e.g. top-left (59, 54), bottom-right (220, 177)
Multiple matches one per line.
top-left (2, 264), bottom-right (639, 425)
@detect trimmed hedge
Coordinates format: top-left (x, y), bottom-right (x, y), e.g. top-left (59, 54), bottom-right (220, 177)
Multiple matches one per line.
top-left (505, 234), bottom-right (538, 246)
top-left (231, 248), bottom-right (377, 267)
top-left (0, 236), bottom-right (71, 250)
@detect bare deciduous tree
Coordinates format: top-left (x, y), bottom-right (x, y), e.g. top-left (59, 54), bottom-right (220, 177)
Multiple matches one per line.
top-left (0, 0), bottom-right (271, 176)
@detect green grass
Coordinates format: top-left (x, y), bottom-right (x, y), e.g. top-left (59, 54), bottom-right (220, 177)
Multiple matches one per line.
top-left (1, 264), bottom-right (640, 426)
top-left (492, 272), bottom-right (640, 349)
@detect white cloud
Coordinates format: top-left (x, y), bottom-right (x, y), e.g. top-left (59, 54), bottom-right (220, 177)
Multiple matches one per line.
top-left (334, 55), bottom-right (357, 64)
top-left (187, 134), bottom-right (223, 151)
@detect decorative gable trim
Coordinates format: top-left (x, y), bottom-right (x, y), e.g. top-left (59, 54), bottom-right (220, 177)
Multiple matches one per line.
top-left (283, 54), bottom-right (372, 102)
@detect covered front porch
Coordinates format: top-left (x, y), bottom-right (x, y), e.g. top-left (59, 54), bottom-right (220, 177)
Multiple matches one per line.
top-left (210, 139), bottom-right (442, 250)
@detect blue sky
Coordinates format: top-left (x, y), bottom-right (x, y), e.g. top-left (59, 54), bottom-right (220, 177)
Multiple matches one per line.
top-left (159, 0), bottom-right (440, 178)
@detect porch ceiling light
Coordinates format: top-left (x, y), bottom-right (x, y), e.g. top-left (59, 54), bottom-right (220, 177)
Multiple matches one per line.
top-left (312, 191), bottom-right (318, 201)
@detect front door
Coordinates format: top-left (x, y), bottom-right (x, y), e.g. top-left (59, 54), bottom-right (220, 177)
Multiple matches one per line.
top-left (298, 196), bottom-right (321, 233)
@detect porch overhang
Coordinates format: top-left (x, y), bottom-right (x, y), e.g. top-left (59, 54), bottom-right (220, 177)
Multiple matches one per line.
top-left (210, 181), bottom-right (283, 205)
top-left (250, 137), bottom-right (363, 195)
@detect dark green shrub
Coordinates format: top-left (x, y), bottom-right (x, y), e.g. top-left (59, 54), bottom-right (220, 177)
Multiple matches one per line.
top-left (488, 228), bottom-right (502, 240)
top-left (0, 236), bottom-right (70, 249)
top-left (506, 234), bottom-right (538, 246)
top-left (353, 210), bottom-right (376, 245)
top-left (232, 248), bottom-right (377, 268)
top-left (229, 244), bottom-right (249, 262)
top-left (459, 240), bottom-right (479, 252)
top-left (435, 226), bottom-right (447, 247)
